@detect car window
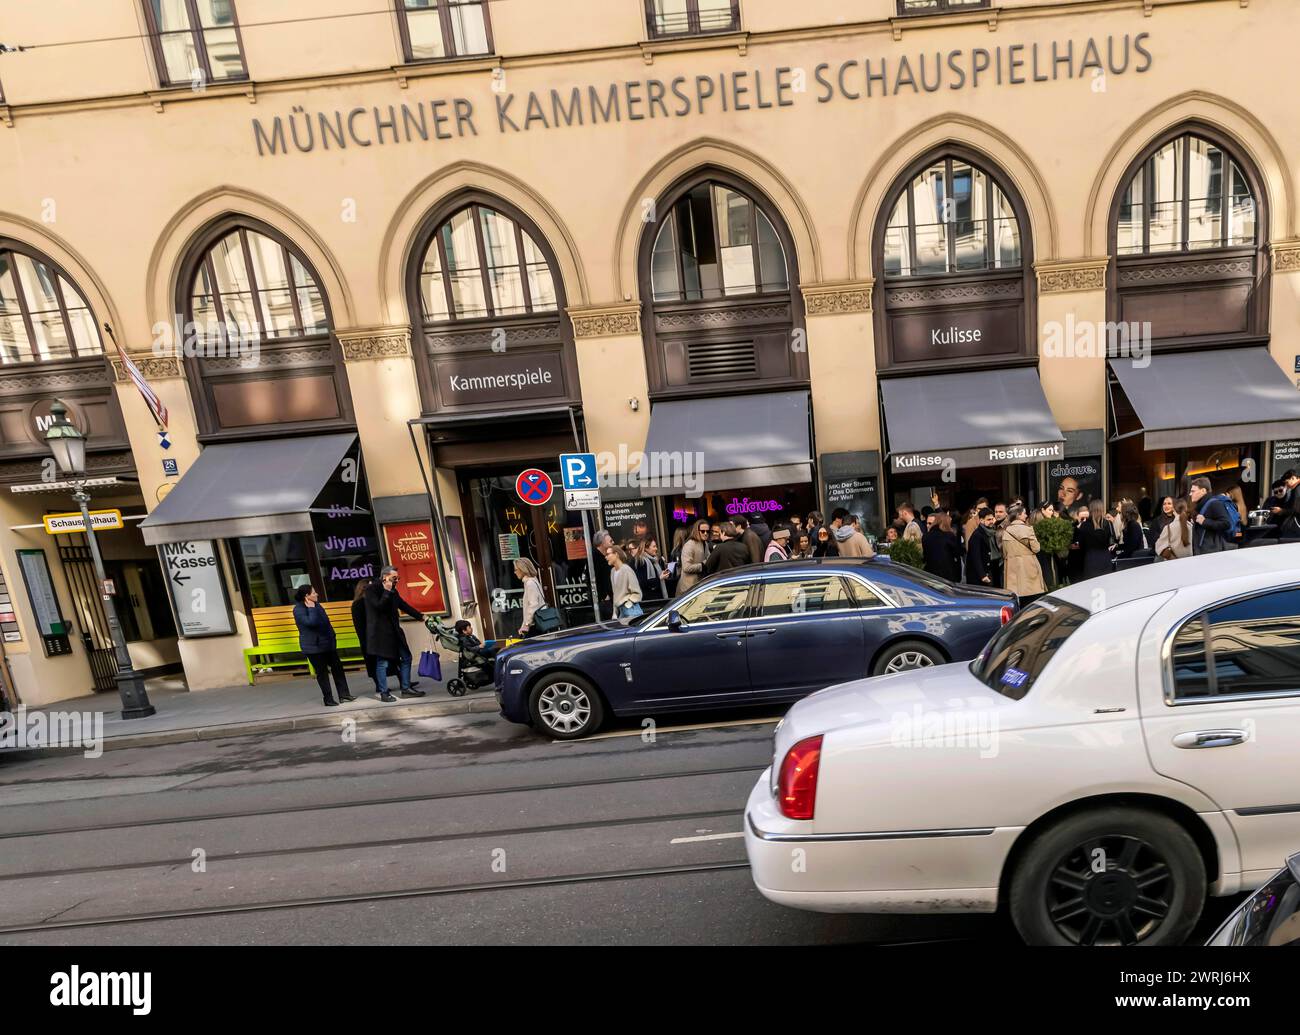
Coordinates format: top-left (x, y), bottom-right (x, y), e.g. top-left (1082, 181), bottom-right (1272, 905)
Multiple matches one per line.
top-left (675, 581), bottom-right (751, 624)
top-left (1170, 586), bottom-right (1300, 700)
top-left (759, 576), bottom-right (856, 617)
top-left (971, 597), bottom-right (1089, 700)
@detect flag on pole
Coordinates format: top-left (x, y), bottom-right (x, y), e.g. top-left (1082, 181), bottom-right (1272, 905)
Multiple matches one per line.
top-left (103, 324), bottom-right (168, 429)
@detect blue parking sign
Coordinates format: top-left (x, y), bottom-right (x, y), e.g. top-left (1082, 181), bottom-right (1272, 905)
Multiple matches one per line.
top-left (560, 453), bottom-right (598, 491)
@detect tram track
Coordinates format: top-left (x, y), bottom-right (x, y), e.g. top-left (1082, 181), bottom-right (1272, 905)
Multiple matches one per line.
top-left (0, 806), bottom-right (745, 882)
top-left (0, 762), bottom-right (766, 841)
top-left (0, 860), bottom-right (754, 936)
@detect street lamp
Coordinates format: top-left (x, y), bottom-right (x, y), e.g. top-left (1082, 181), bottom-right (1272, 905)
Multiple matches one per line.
top-left (44, 401), bottom-right (155, 719)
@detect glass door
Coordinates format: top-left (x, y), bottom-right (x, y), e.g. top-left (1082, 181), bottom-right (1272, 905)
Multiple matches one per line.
top-left (465, 467), bottom-right (595, 638)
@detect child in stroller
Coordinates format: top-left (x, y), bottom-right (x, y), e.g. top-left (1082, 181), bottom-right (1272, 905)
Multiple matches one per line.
top-left (427, 616), bottom-right (499, 697)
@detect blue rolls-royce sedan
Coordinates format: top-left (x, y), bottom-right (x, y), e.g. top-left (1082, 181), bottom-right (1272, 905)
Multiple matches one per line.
top-left (494, 558), bottom-right (1016, 739)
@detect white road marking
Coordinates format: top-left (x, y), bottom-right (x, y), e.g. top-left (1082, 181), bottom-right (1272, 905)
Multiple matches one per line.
top-left (670, 831), bottom-right (745, 844)
top-left (568, 716), bottom-right (781, 742)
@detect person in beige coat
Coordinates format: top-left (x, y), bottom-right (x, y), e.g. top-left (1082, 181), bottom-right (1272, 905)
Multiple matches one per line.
top-left (675, 518), bottom-right (711, 597)
top-left (1000, 504), bottom-right (1047, 597)
top-left (1153, 498), bottom-right (1194, 560)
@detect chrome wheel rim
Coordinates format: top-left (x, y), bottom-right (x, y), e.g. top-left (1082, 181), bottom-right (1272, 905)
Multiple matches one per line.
top-left (537, 682), bottom-right (592, 734)
top-left (884, 651), bottom-right (935, 673)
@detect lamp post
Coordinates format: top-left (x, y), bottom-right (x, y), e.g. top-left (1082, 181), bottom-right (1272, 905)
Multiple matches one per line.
top-left (44, 401), bottom-right (155, 719)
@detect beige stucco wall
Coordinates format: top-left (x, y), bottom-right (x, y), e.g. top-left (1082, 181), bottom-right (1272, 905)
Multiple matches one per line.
top-left (0, 0), bottom-right (1297, 701)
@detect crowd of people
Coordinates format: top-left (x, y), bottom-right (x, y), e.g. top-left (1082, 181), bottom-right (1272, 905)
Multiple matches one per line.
top-left (583, 468), bottom-right (1300, 617)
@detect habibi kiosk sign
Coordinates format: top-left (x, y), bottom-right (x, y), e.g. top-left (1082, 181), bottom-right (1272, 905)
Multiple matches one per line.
top-left (382, 522), bottom-right (447, 613)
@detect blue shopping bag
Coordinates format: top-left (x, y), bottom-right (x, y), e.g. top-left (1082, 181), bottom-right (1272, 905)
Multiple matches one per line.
top-left (418, 650), bottom-right (442, 681)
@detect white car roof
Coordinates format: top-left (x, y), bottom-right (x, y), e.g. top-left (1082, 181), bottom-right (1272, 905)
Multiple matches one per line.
top-left (1049, 543), bottom-right (1300, 614)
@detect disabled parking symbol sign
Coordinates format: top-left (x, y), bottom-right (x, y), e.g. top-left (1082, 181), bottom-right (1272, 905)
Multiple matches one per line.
top-left (515, 468), bottom-right (554, 506)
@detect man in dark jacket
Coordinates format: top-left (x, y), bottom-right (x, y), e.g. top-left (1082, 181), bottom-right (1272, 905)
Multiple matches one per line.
top-left (965, 508), bottom-right (1000, 586)
top-left (364, 566), bottom-right (427, 701)
top-left (703, 522), bottom-right (752, 574)
top-left (734, 516), bottom-right (763, 564)
top-left (1189, 477), bottom-right (1234, 554)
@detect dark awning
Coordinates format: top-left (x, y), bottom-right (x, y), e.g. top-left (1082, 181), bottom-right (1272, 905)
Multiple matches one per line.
top-left (881, 367), bottom-right (1065, 473)
top-left (140, 433), bottom-right (356, 546)
top-left (638, 390), bottom-right (812, 497)
top-left (1110, 347), bottom-right (1300, 451)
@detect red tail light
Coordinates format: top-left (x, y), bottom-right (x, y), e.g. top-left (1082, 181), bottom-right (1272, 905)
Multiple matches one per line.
top-left (1000, 605), bottom-right (1014, 626)
top-left (777, 735), bottom-right (823, 820)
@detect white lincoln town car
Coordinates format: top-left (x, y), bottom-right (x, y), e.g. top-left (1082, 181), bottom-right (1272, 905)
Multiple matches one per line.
top-left (744, 545), bottom-right (1300, 945)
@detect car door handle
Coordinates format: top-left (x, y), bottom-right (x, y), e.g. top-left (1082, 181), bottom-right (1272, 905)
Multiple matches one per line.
top-left (747, 627), bottom-right (777, 636)
top-left (1172, 729), bottom-right (1249, 749)
top-left (714, 631), bottom-right (747, 641)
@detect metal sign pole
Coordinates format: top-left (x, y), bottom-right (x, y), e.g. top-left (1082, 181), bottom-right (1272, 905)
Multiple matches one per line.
top-left (580, 507), bottom-right (600, 625)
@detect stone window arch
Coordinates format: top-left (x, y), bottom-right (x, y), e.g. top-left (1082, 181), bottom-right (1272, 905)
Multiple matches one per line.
top-left (637, 169), bottom-right (805, 397)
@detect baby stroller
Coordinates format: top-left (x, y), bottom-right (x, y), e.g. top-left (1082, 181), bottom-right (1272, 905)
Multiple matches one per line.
top-left (427, 616), bottom-right (497, 698)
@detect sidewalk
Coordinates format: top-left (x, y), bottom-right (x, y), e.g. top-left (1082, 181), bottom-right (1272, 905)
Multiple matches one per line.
top-left (2, 670), bottom-right (499, 755)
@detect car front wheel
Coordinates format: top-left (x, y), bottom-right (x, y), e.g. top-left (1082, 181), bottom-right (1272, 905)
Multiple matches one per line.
top-left (1009, 808), bottom-right (1206, 946)
top-left (528, 673), bottom-right (605, 740)
top-left (871, 639), bottom-right (945, 676)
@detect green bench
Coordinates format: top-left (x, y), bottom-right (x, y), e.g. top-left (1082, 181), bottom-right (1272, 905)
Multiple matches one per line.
top-left (243, 602), bottom-right (366, 685)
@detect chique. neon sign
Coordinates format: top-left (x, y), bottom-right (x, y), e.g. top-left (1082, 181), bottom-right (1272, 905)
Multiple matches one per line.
top-left (726, 497), bottom-right (781, 515)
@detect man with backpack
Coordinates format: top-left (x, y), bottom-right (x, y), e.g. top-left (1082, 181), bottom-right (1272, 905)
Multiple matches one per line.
top-left (1188, 477), bottom-right (1238, 554)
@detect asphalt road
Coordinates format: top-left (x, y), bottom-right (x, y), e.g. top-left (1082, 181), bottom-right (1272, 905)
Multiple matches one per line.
top-left (0, 709), bottom-right (1239, 945)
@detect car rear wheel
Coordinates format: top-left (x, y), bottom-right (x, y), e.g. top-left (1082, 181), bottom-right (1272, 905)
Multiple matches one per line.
top-left (528, 673), bottom-right (605, 740)
top-left (871, 639), bottom-right (945, 676)
top-left (1009, 808), bottom-right (1206, 946)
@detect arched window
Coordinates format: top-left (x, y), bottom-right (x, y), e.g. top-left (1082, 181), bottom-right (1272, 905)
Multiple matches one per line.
top-left (1115, 132), bottom-right (1257, 254)
top-left (638, 173), bottom-right (803, 394)
top-left (0, 244), bottom-right (102, 365)
top-left (188, 226), bottom-right (329, 343)
top-left (417, 204), bottom-right (558, 323)
top-left (872, 149), bottom-right (1034, 370)
top-left (882, 157), bottom-right (1021, 278)
top-left (406, 194), bottom-right (577, 417)
top-left (649, 181), bottom-right (789, 302)
top-left (178, 218), bottom-right (351, 437)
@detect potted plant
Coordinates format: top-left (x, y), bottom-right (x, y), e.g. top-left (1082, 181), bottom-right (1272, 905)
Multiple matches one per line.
top-left (884, 536), bottom-right (924, 570)
top-left (1033, 516), bottom-right (1075, 587)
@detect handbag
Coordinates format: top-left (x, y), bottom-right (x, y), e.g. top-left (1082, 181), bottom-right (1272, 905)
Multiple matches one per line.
top-left (417, 650), bottom-right (442, 681)
top-left (618, 601), bottom-right (644, 619)
top-left (532, 606), bottom-right (561, 633)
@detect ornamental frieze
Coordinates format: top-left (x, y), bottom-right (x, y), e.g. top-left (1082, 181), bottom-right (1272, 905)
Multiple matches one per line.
top-left (1035, 259), bottom-right (1109, 295)
top-left (337, 328), bottom-right (413, 361)
top-left (802, 281), bottom-right (874, 315)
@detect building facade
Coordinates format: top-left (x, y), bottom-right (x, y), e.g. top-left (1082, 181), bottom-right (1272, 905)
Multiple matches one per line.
top-left (1, 0), bottom-right (1298, 704)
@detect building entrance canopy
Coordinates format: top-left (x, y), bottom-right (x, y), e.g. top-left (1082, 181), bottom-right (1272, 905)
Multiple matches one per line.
top-left (637, 390), bottom-right (812, 497)
top-left (1109, 347), bottom-right (1300, 451)
top-left (140, 433), bottom-right (358, 546)
top-left (881, 367), bottom-right (1065, 474)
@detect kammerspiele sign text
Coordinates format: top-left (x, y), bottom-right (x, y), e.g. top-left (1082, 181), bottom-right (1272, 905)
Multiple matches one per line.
top-left (253, 33), bottom-right (1152, 157)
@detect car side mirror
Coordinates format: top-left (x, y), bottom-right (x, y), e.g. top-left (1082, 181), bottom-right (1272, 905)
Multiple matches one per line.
top-left (667, 610), bottom-right (685, 631)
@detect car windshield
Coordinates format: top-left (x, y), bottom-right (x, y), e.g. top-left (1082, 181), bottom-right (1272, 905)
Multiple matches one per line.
top-left (970, 596), bottom-right (1090, 700)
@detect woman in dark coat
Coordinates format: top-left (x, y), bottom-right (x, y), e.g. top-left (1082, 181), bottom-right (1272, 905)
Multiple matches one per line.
top-left (1116, 502), bottom-right (1149, 559)
top-left (921, 511), bottom-right (963, 582)
top-left (363, 566), bottom-right (427, 701)
top-left (294, 584), bottom-right (353, 707)
top-left (352, 578), bottom-right (376, 685)
top-left (1077, 499), bottom-right (1118, 579)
